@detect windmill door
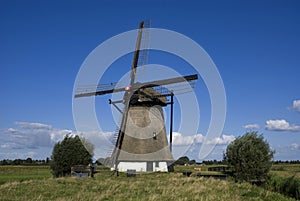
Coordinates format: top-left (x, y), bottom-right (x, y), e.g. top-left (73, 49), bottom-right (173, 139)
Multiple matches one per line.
top-left (146, 162), bottom-right (153, 172)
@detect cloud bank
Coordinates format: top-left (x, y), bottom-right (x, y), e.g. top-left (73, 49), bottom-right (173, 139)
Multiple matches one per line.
top-left (290, 143), bottom-right (300, 150)
top-left (1, 122), bottom-right (236, 160)
top-left (243, 123), bottom-right (260, 130)
top-left (0, 122), bottom-right (72, 149)
top-left (205, 135), bottom-right (235, 145)
top-left (265, 119), bottom-right (300, 132)
top-left (172, 132), bottom-right (235, 146)
top-left (291, 100), bottom-right (300, 113)
top-left (172, 132), bottom-right (204, 146)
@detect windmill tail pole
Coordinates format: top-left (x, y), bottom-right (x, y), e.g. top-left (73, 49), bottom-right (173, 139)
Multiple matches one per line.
top-left (130, 21), bottom-right (144, 86)
top-left (170, 92), bottom-right (174, 153)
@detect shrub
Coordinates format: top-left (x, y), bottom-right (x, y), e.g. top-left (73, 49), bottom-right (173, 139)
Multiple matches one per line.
top-left (174, 156), bottom-right (190, 165)
top-left (50, 135), bottom-right (93, 177)
top-left (225, 132), bottom-right (274, 183)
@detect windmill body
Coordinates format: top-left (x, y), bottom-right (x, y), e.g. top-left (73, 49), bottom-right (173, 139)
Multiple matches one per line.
top-left (75, 21), bottom-right (198, 173)
top-left (111, 87), bottom-right (174, 172)
top-left (116, 105), bottom-right (173, 171)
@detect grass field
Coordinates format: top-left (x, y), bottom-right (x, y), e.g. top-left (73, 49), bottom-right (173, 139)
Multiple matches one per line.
top-left (0, 166), bottom-right (51, 185)
top-left (0, 165), bottom-right (298, 200)
top-left (271, 164), bottom-right (300, 178)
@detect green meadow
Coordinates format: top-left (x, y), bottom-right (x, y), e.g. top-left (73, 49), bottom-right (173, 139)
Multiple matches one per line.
top-left (271, 164), bottom-right (300, 178)
top-left (0, 165), bottom-right (299, 201)
top-left (0, 166), bottom-right (51, 185)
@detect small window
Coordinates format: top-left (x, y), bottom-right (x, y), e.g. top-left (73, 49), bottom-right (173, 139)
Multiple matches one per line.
top-left (153, 132), bottom-right (157, 140)
top-left (155, 161), bottom-right (159, 168)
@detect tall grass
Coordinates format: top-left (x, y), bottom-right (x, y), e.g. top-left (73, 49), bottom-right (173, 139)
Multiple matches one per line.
top-left (267, 174), bottom-right (300, 200)
top-left (0, 170), bottom-right (295, 201)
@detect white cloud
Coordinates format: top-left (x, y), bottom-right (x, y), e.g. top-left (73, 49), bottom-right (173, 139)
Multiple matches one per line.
top-left (50, 129), bottom-right (72, 143)
top-left (0, 122), bottom-right (71, 149)
top-left (290, 100), bottom-right (300, 113)
top-left (179, 134), bottom-right (235, 161)
top-left (172, 132), bottom-right (235, 146)
top-left (80, 130), bottom-right (114, 158)
top-left (205, 135), bottom-right (235, 145)
top-left (290, 143), bottom-right (300, 150)
top-left (15, 121), bottom-right (52, 130)
top-left (1, 142), bottom-right (23, 149)
top-left (265, 119), bottom-right (300, 132)
top-left (243, 123), bottom-right (260, 130)
top-left (172, 132), bottom-right (204, 146)
top-left (7, 128), bottom-right (17, 133)
top-left (0, 121), bottom-right (115, 159)
top-left (270, 144), bottom-right (300, 161)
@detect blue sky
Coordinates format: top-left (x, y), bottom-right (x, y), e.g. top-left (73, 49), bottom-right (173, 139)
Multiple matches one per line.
top-left (0, 0), bottom-right (300, 161)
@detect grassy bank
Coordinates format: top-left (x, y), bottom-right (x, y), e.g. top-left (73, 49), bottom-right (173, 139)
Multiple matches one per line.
top-left (0, 166), bottom-right (296, 201)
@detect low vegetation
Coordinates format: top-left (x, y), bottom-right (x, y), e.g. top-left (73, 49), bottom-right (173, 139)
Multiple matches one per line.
top-left (0, 169), bottom-right (295, 201)
top-left (268, 164), bottom-right (300, 199)
top-left (267, 174), bottom-right (300, 200)
top-left (0, 165), bottom-right (299, 200)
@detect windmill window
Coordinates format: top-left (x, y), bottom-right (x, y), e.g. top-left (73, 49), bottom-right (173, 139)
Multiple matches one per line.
top-left (153, 132), bottom-right (157, 140)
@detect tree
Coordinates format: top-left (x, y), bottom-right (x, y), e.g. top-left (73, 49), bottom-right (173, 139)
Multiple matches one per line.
top-left (174, 156), bottom-right (190, 165)
top-left (25, 157), bottom-right (33, 164)
top-left (50, 135), bottom-right (94, 177)
top-left (189, 159), bottom-right (196, 165)
top-left (225, 132), bottom-right (274, 183)
top-left (46, 157), bottom-right (50, 164)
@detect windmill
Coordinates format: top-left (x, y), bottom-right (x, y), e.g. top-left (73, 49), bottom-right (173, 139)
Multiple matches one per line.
top-left (74, 21), bottom-right (198, 173)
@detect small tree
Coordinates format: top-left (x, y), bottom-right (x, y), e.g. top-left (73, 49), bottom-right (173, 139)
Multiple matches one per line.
top-left (174, 156), bottom-right (190, 165)
top-left (50, 135), bottom-right (94, 177)
top-left (225, 132), bottom-right (274, 183)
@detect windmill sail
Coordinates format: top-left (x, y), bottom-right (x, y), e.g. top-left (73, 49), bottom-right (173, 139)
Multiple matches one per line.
top-left (136, 20), bottom-right (151, 78)
top-left (129, 21), bottom-right (144, 86)
top-left (74, 74), bottom-right (198, 98)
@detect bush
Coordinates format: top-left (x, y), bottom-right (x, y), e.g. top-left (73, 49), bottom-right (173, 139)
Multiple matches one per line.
top-left (50, 135), bottom-right (93, 177)
top-left (174, 156), bottom-right (190, 165)
top-left (225, 132), bottom-right (274, 183)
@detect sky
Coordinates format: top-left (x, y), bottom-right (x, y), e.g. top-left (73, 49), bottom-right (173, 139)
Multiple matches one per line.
top-left (0, 0), bottom-right (300, 161)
